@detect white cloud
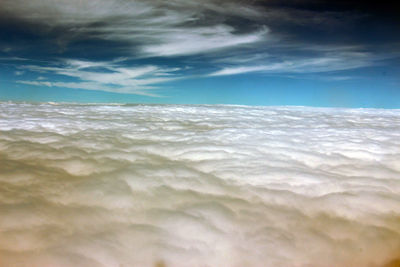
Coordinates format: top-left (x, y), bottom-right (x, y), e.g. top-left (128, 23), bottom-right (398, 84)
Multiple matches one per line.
top-left (2, 0), bottom-right (391, 87)
top-left (14, 70), bottom-right (24, 76)
top-left (17, 80), bottom-right (160, 96)
top-left (1, 103), bottom-right (400, 266)
top-left (1, 0), bottom-right (268, 57)
top-left (142, 25), bottom-right (268, 57)
top-left (210, 65), bottom-right (272, 76)
top-left (210, 51), bottom-right (374, 76)
top-left (18, 59), bottom-right (181, 95)
top-left (1, 0), bottom-right (265, 25)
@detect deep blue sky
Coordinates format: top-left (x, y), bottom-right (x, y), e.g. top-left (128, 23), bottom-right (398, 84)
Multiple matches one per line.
top-left (0, 0), bottom-right (399, 107)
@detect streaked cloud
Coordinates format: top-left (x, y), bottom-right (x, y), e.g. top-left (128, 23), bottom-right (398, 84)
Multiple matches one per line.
top-left (0, 0), bottom-right (398, 98)
top-left (0, 0), bottom-right (268, 57)
top-left (141, 25), bottom-right (268, 57)
top-left (14, 70), bottom-right (24, 76)
top-left (210, 51), bottom-right (375, 76)
top-left (18, 59), bottom-right (181, 95)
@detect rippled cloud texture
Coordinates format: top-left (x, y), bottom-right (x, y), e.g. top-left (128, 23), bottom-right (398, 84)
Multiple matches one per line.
top-left (1, 103), bottom-right (400, 267)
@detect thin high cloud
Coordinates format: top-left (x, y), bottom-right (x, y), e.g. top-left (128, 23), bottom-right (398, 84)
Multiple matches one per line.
top-left (1, 0), bottom-right (398, 61)
top-left (17, 59), bottom-right (181, 95)
top-left (0, 0), bottom-right (268, 58)
top-left (141, 26), bottom-right (268, 57)
top-left (209, 51), bottom-right (375, 76)
top-left (1, 0), bottom-right (399, 96)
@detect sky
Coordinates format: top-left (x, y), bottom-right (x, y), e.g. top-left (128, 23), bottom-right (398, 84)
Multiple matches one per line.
top-left (0, 0), bottom-right (399, 107)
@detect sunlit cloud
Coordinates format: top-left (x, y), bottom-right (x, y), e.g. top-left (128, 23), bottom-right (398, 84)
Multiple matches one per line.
top-left (0, 0), bottom-right (398, 102)
top-left (14, 70), bottom-right (24, 76)
top-left (209, 51), bottom-right (375, 76)
top-left (141, 26), bottom-right (269, 57)
top-left (18, 59), bottom-right (181, 95)
top-left (0, 0), bottom-right (268, 57)
top-left (1, 103), bottom-right (400, 266)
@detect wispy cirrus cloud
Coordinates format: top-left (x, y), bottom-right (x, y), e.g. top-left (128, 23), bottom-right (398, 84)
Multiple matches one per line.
top-left (209, 51), bottom-right (376, 76)
top-left (0, 0), bottom-right (269, 58)
top-left (141, 25), bottom-right (268, 57)
top-left (1, 0), bottom-right (399, 99)
top-left (14, 70), bottom-right (24, 76)
top-left (17, 59), bottom-right (181, 95)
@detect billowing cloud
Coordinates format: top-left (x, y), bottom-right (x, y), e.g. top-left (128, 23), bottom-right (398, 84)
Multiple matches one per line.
top-left (1, 102), bottom-right (400, 266)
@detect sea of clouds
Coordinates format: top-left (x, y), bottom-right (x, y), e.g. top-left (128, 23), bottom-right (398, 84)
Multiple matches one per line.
top-left (0, 102), bottom-right (400, 267)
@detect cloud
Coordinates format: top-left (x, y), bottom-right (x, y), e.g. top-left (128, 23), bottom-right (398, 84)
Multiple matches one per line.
top-left (209, 51), bottom-right (375, 76)
top-left (141, 25), bottom-right (268, 57)
top-left (18, 59), bottom-right (181, 95)
top-left (2, 0), bottom-right (398, 96)
top-left (0, 0), bottom-right (268, 57)
top-left (14, 70), bottom-right (24, 76)
top-left (17, 80), bottom-right (161, 97)
top-left (1, 103), bottom-right (400, 266)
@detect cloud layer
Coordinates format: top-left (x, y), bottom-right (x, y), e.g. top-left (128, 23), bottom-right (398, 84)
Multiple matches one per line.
top-left (1, 102), bottom-right (400, 266)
